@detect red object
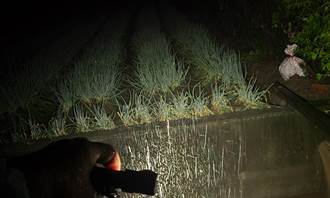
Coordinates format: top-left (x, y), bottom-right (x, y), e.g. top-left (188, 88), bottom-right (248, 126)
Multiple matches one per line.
top-left (310, 83), bottom-right (329, 95)
top-left (104, 151), bottom-right (121, 171)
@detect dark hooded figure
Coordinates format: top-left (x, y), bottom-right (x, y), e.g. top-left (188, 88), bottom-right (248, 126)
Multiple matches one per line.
top-left (1, 138), bottom-right (116, 198)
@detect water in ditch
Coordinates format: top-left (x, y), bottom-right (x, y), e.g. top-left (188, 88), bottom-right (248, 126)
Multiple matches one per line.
top-left (99, 109), bottom-right (327, 198)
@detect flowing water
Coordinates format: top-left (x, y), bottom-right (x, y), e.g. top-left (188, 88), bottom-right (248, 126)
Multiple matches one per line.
top-left (1, 107), bottom-right (327, 197)
top-left (95, 107), bottom-right (327, 198)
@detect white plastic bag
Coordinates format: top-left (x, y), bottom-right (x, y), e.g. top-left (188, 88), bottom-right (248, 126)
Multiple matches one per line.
top-left (278, 44), bottom-right (306, 81)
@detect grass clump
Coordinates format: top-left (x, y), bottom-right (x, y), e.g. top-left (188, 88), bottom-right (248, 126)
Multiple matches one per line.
top-left (133, 36), bottom-right (187, 94)
top-left (117, 92), bottom-right (153, 126)
top-left (216, 50), bottom-right (245, 87)
top-left (117, 88), bottom-right (214, 125)
top-left (56, 14), bottom-right (129, 112)
top-left (190, 86), bottom-right (213, 117)
top-left (49, 114), bottom-right (67, 137)
top-left (72, 103), bottom-right (116, 132)
top-left (131, 7), bottom-right (187, 95)
top-left (171, 91), bottom-right (191, 119)
top-left (132, 93), bottom-right (153, 124)
top-left (162, 5), bottom-right (267, 110)
top-left (153, 97), bottom-right (173, 121)
top-left (27, 119), bottom-right (49, 140)
top-left (117, 99), bottom-right (137, 127)
top-left (91, 104), bottom-right (116, 130)
top-left (211, 84), bottom-right (233, 114)
top-left (235, 77), bottom-right (268, 109)
top-left (166, 20), bottom-right (244, 87)
top-left (52, 14), bottom-right (130, 135)
top-left (73, 105), bottom-right (91, 133)
top-left (61, 53), bottom-right (122, 106)
top-left (56, 80), bottom-right (76, 113)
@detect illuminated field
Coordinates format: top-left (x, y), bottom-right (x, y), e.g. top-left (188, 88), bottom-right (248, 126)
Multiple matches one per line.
top-left (0, 5), bottom-right (267, 144)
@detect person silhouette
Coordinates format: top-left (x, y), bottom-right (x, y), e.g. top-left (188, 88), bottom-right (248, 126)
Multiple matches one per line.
top-left (2, 138), bottom-right (117, 198)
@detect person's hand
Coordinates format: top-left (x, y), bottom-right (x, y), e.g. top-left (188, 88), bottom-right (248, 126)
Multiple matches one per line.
top-left (9, 138), bottom-right (116, 198)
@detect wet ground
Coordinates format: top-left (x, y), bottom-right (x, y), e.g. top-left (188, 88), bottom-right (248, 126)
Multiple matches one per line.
top-left (2, 107), bottom-right (327, 197)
